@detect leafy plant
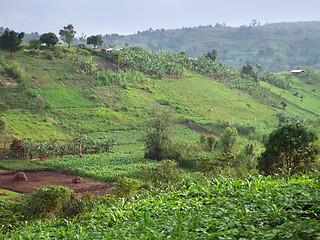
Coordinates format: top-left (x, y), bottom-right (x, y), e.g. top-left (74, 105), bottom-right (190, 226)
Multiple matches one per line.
top-left (112, 177), bottom-right (141, 199)
top-left (138, 159), bottom-right (182, 188)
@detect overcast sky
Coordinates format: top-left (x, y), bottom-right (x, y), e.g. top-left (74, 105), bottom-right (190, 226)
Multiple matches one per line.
top-left (1, 0), bottom-right (320, 36)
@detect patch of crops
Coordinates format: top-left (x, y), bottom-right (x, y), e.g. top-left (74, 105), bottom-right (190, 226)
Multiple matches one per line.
top-left (4, 175), bottom-right (320, 239)
top-left (37, 151), bottom-right (157, 183)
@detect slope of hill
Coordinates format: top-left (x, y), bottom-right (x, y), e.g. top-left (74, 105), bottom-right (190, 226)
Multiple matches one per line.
top-left (0, 45), bottom-right (319, 145)
top-left (102, 21), bottom-right (320, 72)
top-left (1, 45), bottom-right (320, 239)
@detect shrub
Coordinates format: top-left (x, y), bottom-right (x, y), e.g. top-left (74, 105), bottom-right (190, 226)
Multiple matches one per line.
top-left (20, 185), bottom-right (73, 219)
top-left (144, 108), bottom-right (174, 161)
top-left (258, 122), bottom-right (319, 175)
top-left (10, 139), bottom-right (25, 159)
top-left (46, 51), bottom-right (54, 60)
top-left (112, 177), bottom-right (141, 199)
top-left (3, 62), bottom-right (25, 79)
top-left (138, 160), bottom-right (183, 188)
top-left (60, 192), bottom-right (95, 218)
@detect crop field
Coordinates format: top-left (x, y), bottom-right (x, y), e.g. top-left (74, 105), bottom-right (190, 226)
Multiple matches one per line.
top-left (3, 175), bottom-right (320, 239)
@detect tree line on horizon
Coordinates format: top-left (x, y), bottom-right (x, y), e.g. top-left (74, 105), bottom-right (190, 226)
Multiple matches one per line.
top-left (0, 24), bottom-right (107, 58)
top-left (1, 20), bottom-right (320, 71)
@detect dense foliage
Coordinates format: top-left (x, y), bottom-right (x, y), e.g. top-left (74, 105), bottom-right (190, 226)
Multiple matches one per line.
top-left (258, 123), bottom-right (319, 175)
top-left (40, 33), bottom-right (58, 47)
top-left (0, 30), bottom-right (24, 58)
top-left (2, 175), bottom-right (320, 239)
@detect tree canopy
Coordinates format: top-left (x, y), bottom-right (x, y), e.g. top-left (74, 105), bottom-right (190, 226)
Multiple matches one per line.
top-left (257, 122), bottom-right (319, 175)
top-left (205, 48), bottom-right (218, 61)
top-left (40, 32), bottom-right (58, 47)
top-left (0, 30), bottom-right (24, 58)
top-left (59, 24), bottom-right (76, 48)
top-left (87, 35), bottom-right (103, 49)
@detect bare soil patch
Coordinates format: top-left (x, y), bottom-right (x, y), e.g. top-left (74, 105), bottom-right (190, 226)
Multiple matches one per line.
top-left (0, 170), bottom-right (112, 195)
top-left (95, 58), bottom-right (118, 71)
top-left (180, 122), bottom-right (216, 136)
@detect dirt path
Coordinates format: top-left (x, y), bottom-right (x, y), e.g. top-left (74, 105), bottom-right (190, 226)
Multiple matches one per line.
top-left (0, 170), bottom-right (112, 195)
top-left (180, 122), bottom-right (216, 135)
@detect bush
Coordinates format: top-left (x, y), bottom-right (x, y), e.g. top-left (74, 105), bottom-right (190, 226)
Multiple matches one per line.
top-left (45, 51), bottom-right (54, 60)
top-left (258, 122), bottom-right (319, 175)
top-left (144, 108), bottom-right (174, 161)
top-left (138, 160), bottom-right (183, 188)
top-left (20, 185), bottom-right (73, 219)
top-left (112, 177), bottom-right (141, 199)
top-left (3, 62), bottom-right (25, 79)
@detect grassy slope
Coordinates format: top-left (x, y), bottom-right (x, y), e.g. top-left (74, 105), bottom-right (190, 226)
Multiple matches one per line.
top-left (0, 47), bottom-right (319, 143)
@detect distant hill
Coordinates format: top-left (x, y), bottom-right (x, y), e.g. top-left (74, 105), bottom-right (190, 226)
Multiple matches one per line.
top-left (2, 21), bottom-right (319, 72)
top-left (102, 21), bottom-right (320, 72)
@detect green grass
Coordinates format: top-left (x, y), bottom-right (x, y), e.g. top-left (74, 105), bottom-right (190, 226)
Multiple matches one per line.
top-left (3, 111), bottom-right (71, 141)
top-left (31, 87), bottom-right (99, 109)
top-left (0, 189), bottom-right (21, 200)
top-left (260, 80), bottom-right (320, 119)
top-left (154, 72), bottom-right (276, 122)
top-left (0, 160), bottom-right (49, 172)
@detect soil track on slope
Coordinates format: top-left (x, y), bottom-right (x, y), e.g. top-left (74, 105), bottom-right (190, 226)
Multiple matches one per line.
top-left (180, 122), bottom-right (216, 135)
top-left (0, 170), bottom-right (112, 195)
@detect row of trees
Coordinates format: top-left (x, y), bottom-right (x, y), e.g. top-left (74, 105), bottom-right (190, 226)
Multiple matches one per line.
top-left (0, 24), bottom-right (105, 58)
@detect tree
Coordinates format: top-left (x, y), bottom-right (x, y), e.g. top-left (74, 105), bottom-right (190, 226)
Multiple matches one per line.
top-left (257, 123), bottom-right (319, 176)
top-left (87, 35), bottom-right (103, 49)
top-left (59, 24), bottom-right (76, 48)
top-left (0, 30), bottom-right (24, 58)
top-left (205, 48), bottom-right (218, 61)
top-left (144, 109), bottom-right (174, 161)
top-left (40, 32), bottom-right (58, 47)
top-left (29, 39), bottom-right (41, 49)
top-left (218, 127), bottom-right (238, 166)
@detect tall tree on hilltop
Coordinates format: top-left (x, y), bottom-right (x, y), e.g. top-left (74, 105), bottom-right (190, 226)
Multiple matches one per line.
top-left (0, 30), bottom-right (24, 58)
top-left (59, 24), bottom-right (76, 48)
top-left (87, 35), bottom-right (103, 49)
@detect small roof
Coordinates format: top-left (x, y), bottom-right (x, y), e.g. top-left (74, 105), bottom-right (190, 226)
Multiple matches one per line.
top-left (291, 69), bottom-right (306, 73)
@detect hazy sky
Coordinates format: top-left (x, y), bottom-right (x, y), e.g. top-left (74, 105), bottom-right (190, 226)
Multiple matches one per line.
top-left (1, 0), bottom-right (320, 36)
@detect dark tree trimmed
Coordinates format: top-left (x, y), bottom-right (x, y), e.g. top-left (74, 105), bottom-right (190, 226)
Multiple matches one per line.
top-left (87, 35), bottom-right (103, 49)
top-left (40, 32), bottom-right (58, 47)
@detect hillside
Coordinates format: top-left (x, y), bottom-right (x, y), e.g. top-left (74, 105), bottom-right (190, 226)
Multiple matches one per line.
top-left (1, 44), bottom-right (320, 239)
top-left (102, 21), bottom-right (320, 72)
top-left (0, 45), bottom-right (319, 145)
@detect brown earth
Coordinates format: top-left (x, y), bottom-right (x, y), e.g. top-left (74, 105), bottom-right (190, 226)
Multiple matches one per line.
top-left (180, 122), bottom-right (216, 136)
top-left (0, 170), bottom-right (112, 196)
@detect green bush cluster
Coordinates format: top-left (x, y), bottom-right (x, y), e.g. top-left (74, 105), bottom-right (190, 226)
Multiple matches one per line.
top-left (138, 159), bottom-right (183, 188)
top-left (0, 185), bottom-right (99, 234)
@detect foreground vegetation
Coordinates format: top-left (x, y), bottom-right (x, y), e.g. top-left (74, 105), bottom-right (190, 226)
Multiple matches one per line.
top-left (1, 173), bottom-right (320, 239)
